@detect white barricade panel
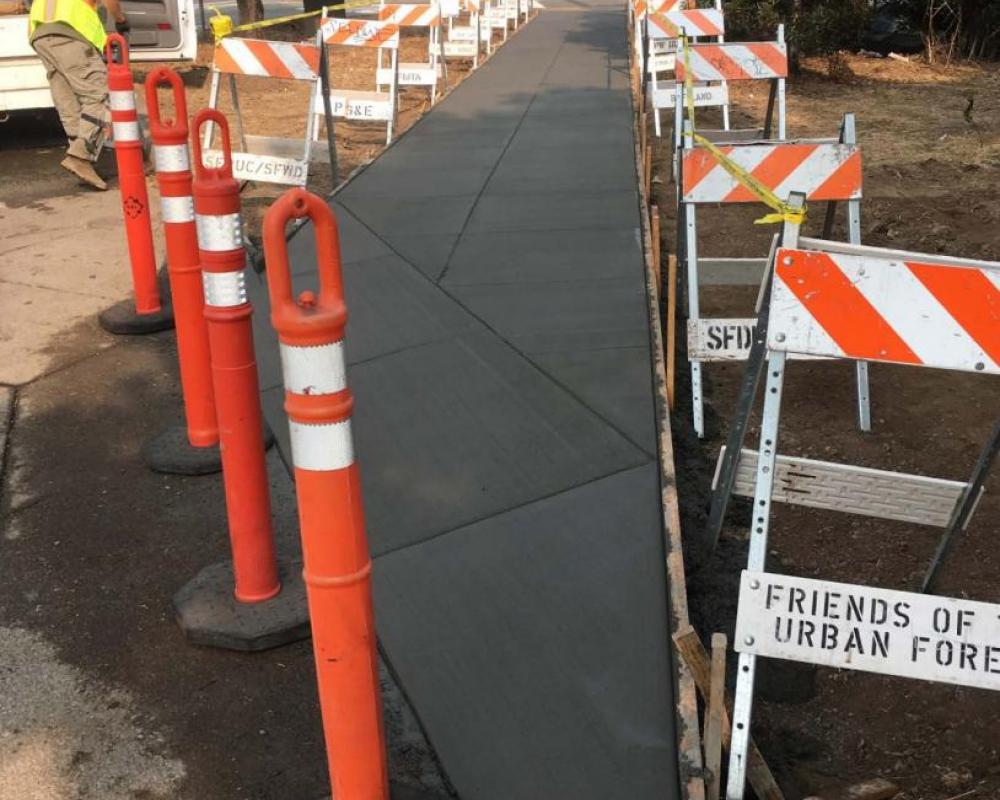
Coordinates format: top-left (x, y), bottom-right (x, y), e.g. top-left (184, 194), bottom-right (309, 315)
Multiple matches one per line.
top-left (378, 64), bottom-right (441, 85)
top-left (770, 245), bottom-right (1000, 374)
top-left (682, 143), bottom-right (862, 203)
top-left (736, 571), bottom-right (1000, 692)
top-left (203, 150), bottom-right (309, 186)
top-left (321, 18), bottom-right (401, 48)
top-left (314, 89), bottom-right (394, 121)
top-left (650, 82), bottom-right (726, 111)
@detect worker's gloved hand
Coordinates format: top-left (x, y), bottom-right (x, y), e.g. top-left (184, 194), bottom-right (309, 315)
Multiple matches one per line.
top-left (115, 15), bottom-right (130, 33)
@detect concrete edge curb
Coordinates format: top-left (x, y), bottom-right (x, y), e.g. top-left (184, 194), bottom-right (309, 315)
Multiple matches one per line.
top-left (626, 14), bottom-right (707, 800)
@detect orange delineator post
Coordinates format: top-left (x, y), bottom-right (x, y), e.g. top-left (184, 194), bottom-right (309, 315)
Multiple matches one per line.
top-left (106, 34), bottom-right (160, 315)
top-left (191, 109), bottom-right (280, 603)
top-left (263, 188), bottom-right (389, 799)
top-left (146, 68), bottom-right (218, 450)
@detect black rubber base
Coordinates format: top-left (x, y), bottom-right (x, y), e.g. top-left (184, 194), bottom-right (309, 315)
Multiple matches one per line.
top-left (143, 424), bottom-right (223, 476)
top-left (98, 297), bottom-right (175, 335)
top-left (173, 559), bottom-right (309, 652)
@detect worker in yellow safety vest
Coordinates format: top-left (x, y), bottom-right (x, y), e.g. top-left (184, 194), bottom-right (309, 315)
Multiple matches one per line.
top-left (28, 0), bottom-right (129, 190)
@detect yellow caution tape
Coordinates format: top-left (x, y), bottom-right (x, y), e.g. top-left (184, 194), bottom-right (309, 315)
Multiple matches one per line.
top-left (679, 33), bottom-right (806, 226)
top-left (225, 0), bottom-right (378, 36)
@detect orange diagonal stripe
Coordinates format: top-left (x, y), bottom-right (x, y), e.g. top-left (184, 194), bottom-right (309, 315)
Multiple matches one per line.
top-left (683, 9), bottom-right (718, 36)
top-left (776, 251), bottom-right (921, 364)
top-left (907, 263), bottom-right (1000, 367)
top-left (682, 146), bottom-right (733, 197)
top-left (724, 145), bottom-right (814, 203)
top-left (747, 43), bottom-right (788, 77)
top-left (377, 4), bottom-right (396, 20)
top-left (809, 150), bottom-right (862, 201)
top-left (689, 44), bottom-right (737, 79)
top-left (248, 40), bottom-right (293, 79)
top-left (213, 43), bottom-right (241, 74)
top-left (295, 43), bottom-right (321, 73)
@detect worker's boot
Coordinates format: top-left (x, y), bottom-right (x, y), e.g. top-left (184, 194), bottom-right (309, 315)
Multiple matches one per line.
top-left (61, 155), bottom-right (108, 191)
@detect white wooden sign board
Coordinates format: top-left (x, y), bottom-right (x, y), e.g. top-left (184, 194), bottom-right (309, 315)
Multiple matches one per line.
top-left (736, 571), bottom-right (1000, 692)
top-left (449, 25), bottom-right (478, 41)
top-left (379, 65), bottom-right (439, 85)
top-left (650, 83), bottom-right (727, 110)
top-left (688, 318), bottom-right (827, 362)
top-left (444, 40), bottom-right (478, 56)
top-left (315, 91), bottom-right (393, 121)
top-left (203, 150), bottom-right (308, 186)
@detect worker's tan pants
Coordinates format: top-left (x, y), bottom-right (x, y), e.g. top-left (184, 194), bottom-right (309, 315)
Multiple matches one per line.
top-left (31, 34), bottom-right (109, 162)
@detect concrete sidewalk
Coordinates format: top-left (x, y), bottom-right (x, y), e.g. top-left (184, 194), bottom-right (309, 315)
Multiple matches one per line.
top-left (249, 3), bottom-right (679, 797)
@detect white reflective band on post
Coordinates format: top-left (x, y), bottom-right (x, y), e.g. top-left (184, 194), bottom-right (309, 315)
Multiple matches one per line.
top-left (280, 341), bottom-right (347, 396)
top-left (196, 212), bottom-right (243, 252)
top-left (112, 120), bottom-right (140, 142)
top-left (109, 90), bottom-right (135, 111)
top-left (202, 269), bottom-right (247, 307)
top-left (290, 419), bottom-right (355, 471)
top-left (154, 144), bottom-right (190, 173)
top-left (160, 195), bottom-right (195, 224)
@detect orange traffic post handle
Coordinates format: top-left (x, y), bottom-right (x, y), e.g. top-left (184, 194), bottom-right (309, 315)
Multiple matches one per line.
top-left (141, 67), bottom-right (222, 477)
top-left (98, 34), bottom-right (174, 336)
top-left (264, 188), bottom-right (389, 800)
top-left (171, 110), bottom-right (309, 652)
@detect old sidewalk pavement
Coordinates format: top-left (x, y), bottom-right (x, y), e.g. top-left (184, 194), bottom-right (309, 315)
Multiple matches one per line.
top-left (248, 1), bottom-right (680, 797)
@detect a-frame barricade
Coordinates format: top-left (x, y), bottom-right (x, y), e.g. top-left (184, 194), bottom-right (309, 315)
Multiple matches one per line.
top-left (443, 0), bottom-right (487, 67)
top-left (647, 3), bottom-right (730, 138)
top-left (202, 37), bottom-right (332, 187)
top-left (708, 205), bottom-right (1000, 798)
top-left (678, 113), bottom-right (870, 438)
top-left (315, 17), bottom-right (401, 148)
top-left (674, 25), bottom-right (787, 157)
top-left (630, 0), bottom-right (683, 75)
top-left (377, 3), bottom-right (446, 104)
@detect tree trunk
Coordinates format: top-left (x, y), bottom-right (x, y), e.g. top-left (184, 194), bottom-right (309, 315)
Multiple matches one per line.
top-left (236, 0), bottom-right (265, 26)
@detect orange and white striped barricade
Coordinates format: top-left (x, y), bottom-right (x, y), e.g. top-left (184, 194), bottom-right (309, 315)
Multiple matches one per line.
top-left (631, 0), bottom-right (683, 75)
top-left (200, 37), bottom-right (332, 187)
top-left (646, 3), bottom-right (729, 138)
top-left (316, 18), bottom-right (401, 147)
top-left (264, 188), bottom-right (390, 800)
top-left (377, 3), bottom-right (445, 104)
top-left (677, 113), bottom-right (870, 438)
top-left (443, 0), bottom-right (485, 66)
top-left (673, 25), bottom-right (787, 159)
top-left (709, 206), bottom-right (1000, 798)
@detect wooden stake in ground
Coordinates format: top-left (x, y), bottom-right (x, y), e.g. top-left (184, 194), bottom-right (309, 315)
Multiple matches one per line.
top-left (705, 633), bottom-right (727, 800)
top-left (673, 626), bottom-right (784, 800)
top-left (666, 254), bottom-right (677, 410)
top-left (644, 145), bottom-right (652, 201)
top-left (650, 206), bottom-right (661, 304)
top-left (639, 111), bottom-right (647, 164)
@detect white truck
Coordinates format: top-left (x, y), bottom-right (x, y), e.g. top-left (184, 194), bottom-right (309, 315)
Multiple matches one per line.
top-left (0, 0), bottom-right (197, 118)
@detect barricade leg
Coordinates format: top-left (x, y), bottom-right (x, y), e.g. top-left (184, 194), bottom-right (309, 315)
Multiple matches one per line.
top-left (264, 187), bottom-right (389, 799)
top-left (98, 34), bottom-right (175, 336)
top-left (140, 67), bottom-right (223, 476)
top-left (171, 109), bottom-right (308, 652)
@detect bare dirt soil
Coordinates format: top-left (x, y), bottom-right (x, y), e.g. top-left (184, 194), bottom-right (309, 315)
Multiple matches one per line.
top-left (649, 54), bottom-right (1000, 799)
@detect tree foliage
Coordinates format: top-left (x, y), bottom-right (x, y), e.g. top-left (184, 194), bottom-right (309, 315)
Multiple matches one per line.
top-left (720, 0), bottom-right (1000, 61)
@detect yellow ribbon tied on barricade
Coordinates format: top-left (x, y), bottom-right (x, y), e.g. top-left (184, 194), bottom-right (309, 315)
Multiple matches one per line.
top-left (679, 33), bottom-right (806, 227)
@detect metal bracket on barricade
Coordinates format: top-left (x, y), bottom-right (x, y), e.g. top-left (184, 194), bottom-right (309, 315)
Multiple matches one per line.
top-left (317, 17), bottom-right (401, 147)
top-left (378, 2), bottom-right (446, 104)
top-left (201, 37), bottom-right (332, 187)
top-left (677, 113), bottom-right (872, 438)
top-left (646, 2), bottom-right (729, 138)
top-left (713, 199), bottom-right (1000, 798)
